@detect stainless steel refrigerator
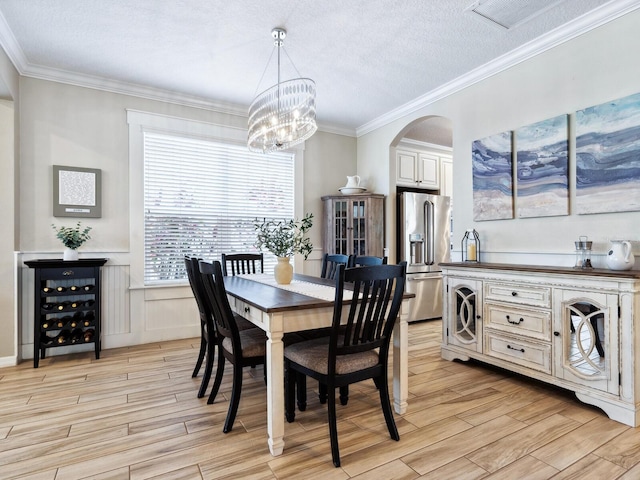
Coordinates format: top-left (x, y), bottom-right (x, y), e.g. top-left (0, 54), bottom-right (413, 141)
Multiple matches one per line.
top-left (398, 192), bottom-right (451, 322)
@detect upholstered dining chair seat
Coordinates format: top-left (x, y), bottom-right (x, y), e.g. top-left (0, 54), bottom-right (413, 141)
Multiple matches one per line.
top-left (285, 337), bottom-right (380, 375)
top-left (221, 328), bottom-right (267, 358)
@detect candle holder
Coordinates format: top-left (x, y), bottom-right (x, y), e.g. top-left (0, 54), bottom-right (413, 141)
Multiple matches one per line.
top-left (462, 229), bottom-right (480, 262)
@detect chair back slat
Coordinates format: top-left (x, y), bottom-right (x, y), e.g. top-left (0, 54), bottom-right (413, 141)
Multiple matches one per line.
top-left (199, 260), bottom-right (241, 348)
top-left (221, 253), bottom-right (264, 276)
top-left (321, 253), bottom-right (352, 279)
top-left (352, 255), bottom-right (388, 267)
top-left (331, 263), bottom-right (406, 363)
top-left (184, 256), bottom-right (209, 322)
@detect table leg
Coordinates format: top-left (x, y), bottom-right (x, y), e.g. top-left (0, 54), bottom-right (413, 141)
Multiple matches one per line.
top-left (393, 298), bottom-right (410, 414)
top-left (266, 323), bottom-right (285, 456)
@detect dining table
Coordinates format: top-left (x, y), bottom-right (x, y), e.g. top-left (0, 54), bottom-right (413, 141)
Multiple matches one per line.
top-left (223, 272), bottom-right (414, 457)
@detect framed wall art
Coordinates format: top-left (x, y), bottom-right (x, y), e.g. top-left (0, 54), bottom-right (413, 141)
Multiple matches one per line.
top-left (53, 165), bottom-right (102, 218)
top-left (516, 114), bottom-right (569, 218)
top-left (472, 131), bottom-right (514, 221)
top-left (575, 92), bottom-right (640, 214)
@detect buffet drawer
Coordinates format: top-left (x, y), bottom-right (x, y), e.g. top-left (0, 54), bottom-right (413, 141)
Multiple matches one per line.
top-left (485, 303), bottom-right (551, 341)
top-left (485, 331), bottom-right (551, 374)
top-left (484, 282), bottom-right (551, 308)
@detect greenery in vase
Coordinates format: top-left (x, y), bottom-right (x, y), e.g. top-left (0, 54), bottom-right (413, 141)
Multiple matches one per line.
top-left (254, 213), bottom-right (313, 259)
top-left (51, 221), bottom-right (92, 250)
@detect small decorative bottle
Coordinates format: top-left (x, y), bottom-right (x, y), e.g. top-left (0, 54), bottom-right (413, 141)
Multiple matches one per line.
top-left (462, 229), bottom-right (480, 262)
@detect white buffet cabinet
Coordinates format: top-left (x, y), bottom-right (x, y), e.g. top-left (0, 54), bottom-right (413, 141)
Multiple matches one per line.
top-left (440, 262), bottom-right (640, 427)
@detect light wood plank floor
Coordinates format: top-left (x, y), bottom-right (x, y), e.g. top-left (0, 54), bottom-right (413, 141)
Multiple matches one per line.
top-left (2, 321), bottom-right (640, 479)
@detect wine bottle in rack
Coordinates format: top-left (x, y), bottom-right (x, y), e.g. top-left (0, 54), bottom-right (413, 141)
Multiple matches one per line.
top-left (41, 318), bottom-right (53, 329)
top-left (57, 301), bottom-right (70, 311)
top-left (70, 300), bottom-right (81, 309)
top-left (83, 329), bottom-right (95, 342)
top-left (55, 286), bottom-right (66, 293)
top-left (69, 313), bottom-right (80, 328)
top-left (70, 328), bottom-right (84, 344)
top-left (56, 330), bottom-right (70, 344)
top-left (41, 334), bottom-right (54, 346)
top-left (69, 285), bottom-right (79, 292)
top-left (42, 302), bottom-right (56, 310)
top-left (83, 311), bottom-right (95, 327)
top-left (83, 284), bottom-right (95, 292)
top-left (55, 316), bottom-right (70, 329)
top-left (84, 299), bottom-right (95, 308)
top-left (42, 286), bottom-right (53, 293)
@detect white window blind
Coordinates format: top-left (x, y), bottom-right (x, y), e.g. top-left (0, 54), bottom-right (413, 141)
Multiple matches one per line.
top-left (144, 132), bottom-right (294, 284)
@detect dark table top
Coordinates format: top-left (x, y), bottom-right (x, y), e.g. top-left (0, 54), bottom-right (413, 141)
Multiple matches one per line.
top-left (223, 274), bottom-right (337, 314)
top-left (224, 273), bottom-right (414, 314)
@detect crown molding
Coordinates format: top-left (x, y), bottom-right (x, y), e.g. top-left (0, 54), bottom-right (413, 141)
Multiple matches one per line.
top-left (356, 0), bottom-right (640, 137)
top-left (398, 138), bottom-right (453, 152)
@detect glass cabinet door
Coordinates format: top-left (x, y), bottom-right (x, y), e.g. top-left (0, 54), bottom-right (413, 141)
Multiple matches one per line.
top-left (334, 200), bottom-right (348, 255)
top-left (554, 290), bottom-right (618, 395)
top-left (351, 199), bottom-right (366, 256)
top-left (447, 278), bottom-right (483, 353)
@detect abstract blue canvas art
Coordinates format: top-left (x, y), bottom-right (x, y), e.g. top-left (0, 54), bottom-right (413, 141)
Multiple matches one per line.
top-left (472, 131), bottom-right (513, 221)
top-left (516, 114), bottom-right (569, 218)
top-left (576, 92), bottom-right (640, 214)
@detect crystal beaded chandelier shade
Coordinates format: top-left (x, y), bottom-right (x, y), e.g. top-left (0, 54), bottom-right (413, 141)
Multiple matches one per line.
top-left (248, 28), bottom-right (317, 153)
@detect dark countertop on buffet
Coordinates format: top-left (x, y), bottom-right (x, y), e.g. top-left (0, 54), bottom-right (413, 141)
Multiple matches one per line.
top-left (440, 262), bottom-right (640, 279)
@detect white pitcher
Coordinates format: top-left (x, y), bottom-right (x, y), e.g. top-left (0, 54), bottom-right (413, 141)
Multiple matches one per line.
top-left (606, 240), bottom-right (635, 270)
top-left (345, 175), bottom-right (360, 188)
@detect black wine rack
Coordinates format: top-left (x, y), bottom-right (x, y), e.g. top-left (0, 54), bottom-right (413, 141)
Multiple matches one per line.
top-left (25, 258), bottom-right (107, 368)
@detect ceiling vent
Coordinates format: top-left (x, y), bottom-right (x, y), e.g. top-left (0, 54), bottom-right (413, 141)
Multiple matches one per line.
top-left (467, 0), bottom-right (567, 30)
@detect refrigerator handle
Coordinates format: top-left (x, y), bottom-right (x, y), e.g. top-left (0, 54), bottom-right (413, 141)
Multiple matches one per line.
top-left (425, 200), bottom-right (434, 265)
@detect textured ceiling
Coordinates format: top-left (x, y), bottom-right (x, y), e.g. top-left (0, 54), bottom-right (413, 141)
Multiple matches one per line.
top-left (0, 0), bottom-right (634, 141)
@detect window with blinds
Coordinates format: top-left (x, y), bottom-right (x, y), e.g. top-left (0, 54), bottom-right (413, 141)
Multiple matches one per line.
top-left (143, 132), bottom-right (294, 284)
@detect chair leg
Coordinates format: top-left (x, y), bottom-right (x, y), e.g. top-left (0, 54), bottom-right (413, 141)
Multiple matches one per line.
top-left (192, 330), bottom-right (206, 377)
top-left (207, 347), bottom-right (225, 404)
top-left (339, 386), bottom-right (349, 406)
top-left (378, 373), bottom-right (400, 441)
top-left (285, 362), bottom-right (296, 423)
top-left (223, 362), bottom-right (243, 433)
top-left (327, 385), bottom-right (341, 467)
top-left (197, 341), bottom-right (214, 398)
top-left (319, 382), bottom-right (327, 404)
top-left (296, 372), bottom-right (307, 411)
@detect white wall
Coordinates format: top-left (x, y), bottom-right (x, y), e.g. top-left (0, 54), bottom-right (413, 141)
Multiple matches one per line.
top-left (16, 77), bottom-right (356, 360)
top-left (0, 44), bottom-right (18, 365)
top-left (359, 9), bottom-right (640, 269)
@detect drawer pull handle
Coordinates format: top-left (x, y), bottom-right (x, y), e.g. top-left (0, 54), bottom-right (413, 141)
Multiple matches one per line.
top-left (507, 344), bottom-right (525, 353)
top-left (506, 315), bottom-right (524, 325)
top-left (511, 291), bottom-right (518, 296)
top-left (244, 307), bottom-right (250, 313)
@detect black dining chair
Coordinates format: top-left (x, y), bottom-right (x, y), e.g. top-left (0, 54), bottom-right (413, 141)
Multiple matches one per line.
top-left (320, 253), bottom-right (352, 279)
top-left (352, 255), bottom-right (387, 267)
top-left (284, 262), bottom-right (407, 467)
top-left (185, 256), bottom-right (258, 399)
top-left (184, 255), bottom-right (211, 397)
top-left (221, 253), bottom-right (264, 276)
top-left (198, 260), bottom-right (268, 433)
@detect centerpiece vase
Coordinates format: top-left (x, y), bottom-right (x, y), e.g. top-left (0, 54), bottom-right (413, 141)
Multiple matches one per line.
top-left (63, 247), bottom-right (79, 261)
top-left (274, 256), bottom-right (293, 285)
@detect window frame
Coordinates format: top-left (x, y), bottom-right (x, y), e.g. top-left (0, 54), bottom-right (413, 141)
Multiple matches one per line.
top-left (127, 110), bottom-right (305, 289)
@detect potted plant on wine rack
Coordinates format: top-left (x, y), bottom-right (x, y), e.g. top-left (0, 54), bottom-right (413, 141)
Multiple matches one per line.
top-left (51, 221), bottom-right (92, 261)
top-left (254, 213), bottom-right (313, 285)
